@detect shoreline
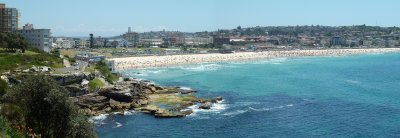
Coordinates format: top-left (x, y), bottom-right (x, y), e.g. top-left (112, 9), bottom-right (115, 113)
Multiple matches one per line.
top-left (110, 48), bottom-right (400, 70)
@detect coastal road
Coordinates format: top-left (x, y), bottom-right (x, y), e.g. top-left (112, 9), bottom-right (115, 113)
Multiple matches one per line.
top-left (55, 60), bottom-right (88, 73)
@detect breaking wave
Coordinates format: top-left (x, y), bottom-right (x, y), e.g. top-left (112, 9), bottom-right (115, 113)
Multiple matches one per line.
top-left (89, 114), bottom-right (108, 125)
top-left (180, 63), bottom-right (226, 72)
top-left (185, 100), bottom-right (227, 118)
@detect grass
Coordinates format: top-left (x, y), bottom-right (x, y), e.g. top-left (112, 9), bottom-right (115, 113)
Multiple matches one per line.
top-left (94, 61), bottom-right (118, 84)
top-left (59, 49), bottom-right (77, 58)
top-left (84, 65), bottom-right (95, 73)
top-left (88, 78), bottom-right (105, 91)
top-left (0, 49), bottom-right (63, 73)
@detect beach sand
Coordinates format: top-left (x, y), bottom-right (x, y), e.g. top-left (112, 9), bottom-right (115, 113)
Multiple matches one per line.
top-left (110, 48), bottom-right (400, 70)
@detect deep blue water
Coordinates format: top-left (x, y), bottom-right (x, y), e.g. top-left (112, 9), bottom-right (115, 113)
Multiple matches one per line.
top-left (96, 53), bottom-right (400, 138)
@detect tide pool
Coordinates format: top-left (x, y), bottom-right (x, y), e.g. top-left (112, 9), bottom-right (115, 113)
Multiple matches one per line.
top-left (96, 53), bottom-right (400, 137)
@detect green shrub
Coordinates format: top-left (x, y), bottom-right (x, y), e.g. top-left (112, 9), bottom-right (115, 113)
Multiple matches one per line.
top-left (95, 60), bottom-right (118, 84)
top-left (0, 50), bottom-right (63, 73)
top-left (88, 78), bottom-right (105, 91)
top-left (0, 79), bottom-right (7, 97)
top-left (1, 74), bottom-right (96, 138)
top-left (0, 116), bottom-right (26, 138)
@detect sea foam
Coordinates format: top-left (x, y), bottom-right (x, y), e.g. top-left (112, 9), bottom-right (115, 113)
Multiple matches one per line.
top-left (89, 114), bottom-right (108, 125)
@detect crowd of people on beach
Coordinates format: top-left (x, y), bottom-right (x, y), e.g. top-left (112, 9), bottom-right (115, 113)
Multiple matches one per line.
top-left (110, 48), bottom-right (400, 70)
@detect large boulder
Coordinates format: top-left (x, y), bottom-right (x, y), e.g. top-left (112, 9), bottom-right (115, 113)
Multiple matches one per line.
top-left (51, 72), bottom-right (95, 86)
top-left (209, 97), bottom-right (223, 103)
top-left (98, 88), bottom-right (133, 102)
top-left (71, 94), bottom-right (109, 109)
top-left (109, 99), bottom-right (132, 109)
top-left (199, 102), bottom-right (212, 109)
top-left (64, 84), bottom-right (89, 97)
top-left (131, 99), bottom-right (149, 108)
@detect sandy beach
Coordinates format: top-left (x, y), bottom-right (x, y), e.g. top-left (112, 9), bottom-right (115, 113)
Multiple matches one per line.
top-left (110, 48), bottom-right (400, 70)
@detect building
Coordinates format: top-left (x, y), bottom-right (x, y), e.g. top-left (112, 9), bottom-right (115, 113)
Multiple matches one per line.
top-left (17, 23), bottom-right (52, 52)
top-left (163, 37), bottom-right (177, 46)
top-left (75, 39), bottom-right (89, 48)
top-left (54, 37), bottom-right (74, 49)
top-left (330, 36), bottom-right (346, 46)
top-left (184, 37), bottom-right (213, 45)
top-left (0, 3), bottom-right (19, 32)
top-left (94, 36), bottom-right (107, 47)
top-left (213, 36), bottom-right (230, 45)
top-left (122, 27), bottom-right (139, 47)
top-left (105, 39), bottom-right (128, 48)
top-left (140, 38), bottom-right (163, 46)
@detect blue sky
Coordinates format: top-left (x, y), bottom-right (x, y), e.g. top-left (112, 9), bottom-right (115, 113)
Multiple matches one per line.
top-left (2, 0), bottom-right (400, 36)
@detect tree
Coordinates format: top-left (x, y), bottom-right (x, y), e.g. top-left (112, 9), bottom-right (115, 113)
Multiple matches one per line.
top-left (237, 26), bottom-right (242, 30)
top-left (1, 74), bottom-right (96, 138)
top-left (0, 32), bottom-right (28, 53)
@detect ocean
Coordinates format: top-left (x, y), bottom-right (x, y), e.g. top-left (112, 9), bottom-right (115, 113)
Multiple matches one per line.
top-left (95, 53), bottom-right (400, 137)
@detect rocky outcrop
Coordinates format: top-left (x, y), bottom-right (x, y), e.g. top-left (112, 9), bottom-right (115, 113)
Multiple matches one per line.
top-left (71, 77), bottom-right (223, 117)
top-left (98, 88), bottom-right (133, 102)
top-left (64, 84), bottom-right (89, 97)
top-left (199, 102), bottom-right (212, 109)
top-left (51, 72), bottom-right (94, 86)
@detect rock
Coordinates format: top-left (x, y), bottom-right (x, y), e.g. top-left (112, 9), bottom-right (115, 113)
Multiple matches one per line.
top-left (181, 110), bottom-right (193, 116)
top-left (71, 94), bottom-right (109, 108)
top-left (40, 66), bottom-right (51, 72)
top-left (51, 73), bottom-right (88, 86)
top-left (0, 75), bottom-right (9, 83)
top-left (154, 109), bottom-right (185, 118)
top-left (199, 102), bottom-right (212, 109)
top-left (155, 87), bottom-right (178, 94)
top-left (81, 79), bottom-right (89, 86)
top-left (140, 105), bottom-right (159, 114)
top-left (66, 76), bottom-right (224, 118)
top-left (64, 84), bottom-right (89, 97)
top-left (98, 88), bottom-right (133, 102)
top-left (123, 77), bottom-right (131, 81)
top-left (177, 88), bottom-right (196, 94)
top-left (104, 107), bottom-right (112, 112)
top-left (109, 99), bottom-right (131, 109)
top-left (209, 97), bottom-right (223, 103)
top-left (5, 74), bottom-right (20, 85)
top-left (143, 89), bottom-right (153, 94)
top-left (30, 66), bottom-right (39, 72)
top-left (131, 99), bottom-right (149, 108)
top-left (22, 69), bottom-right (30, 73)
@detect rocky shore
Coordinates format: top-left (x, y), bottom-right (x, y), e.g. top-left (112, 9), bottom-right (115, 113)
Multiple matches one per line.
top-left (1, 67), bottom-right (223, 118)
top-left (70, 78), bottom-right (223, 117)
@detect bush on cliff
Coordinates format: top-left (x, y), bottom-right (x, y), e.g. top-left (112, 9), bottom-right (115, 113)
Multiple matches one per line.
top-left (88, 77), bottom-right (105, 91)
top-left (1, 74), bottom-right (96, 138)
top-left (95, 60), bottom-right (118, 84)
top-left (0, 79), bottom-right (7, 97)
top-left (0, 116), bottom-right (26, 138)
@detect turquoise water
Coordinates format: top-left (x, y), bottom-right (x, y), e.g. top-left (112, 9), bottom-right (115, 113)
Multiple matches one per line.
top-left (96, 53), bottom-right (400, 137)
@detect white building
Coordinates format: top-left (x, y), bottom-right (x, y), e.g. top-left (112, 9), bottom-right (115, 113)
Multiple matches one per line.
top-left (17, 23), bottom-right (52, 52)
top-left (140, 38), bottom-right (163, 46)
top-left (105, 39), bottom-right (129, 47)
top-left (184, 37), bottom-right (213, 45)
top-left (54, 37), bottom-right (74, 49)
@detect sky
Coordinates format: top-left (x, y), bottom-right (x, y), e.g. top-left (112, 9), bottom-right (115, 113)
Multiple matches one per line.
top-left (2, 0), bottom-right (400, 37)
